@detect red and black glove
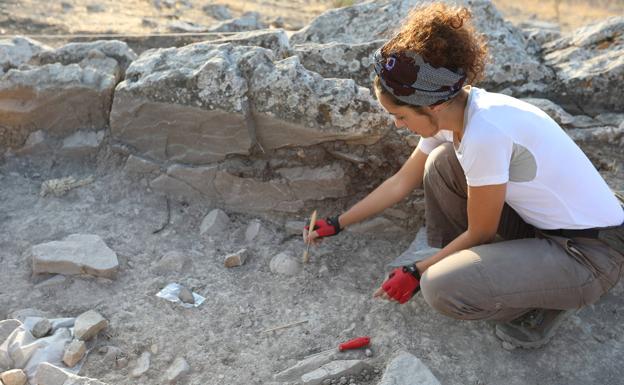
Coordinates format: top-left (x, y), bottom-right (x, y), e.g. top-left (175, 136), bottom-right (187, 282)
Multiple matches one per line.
top-left (381, 265), bottom-right (421, 304)
top-left (304, 215), bottom-right (342, 238)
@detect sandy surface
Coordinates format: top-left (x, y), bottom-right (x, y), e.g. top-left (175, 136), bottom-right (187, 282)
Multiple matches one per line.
top-left (1, 144), bottom-right (623, 385)
top-left (1, 1), bottom-right (624, 384)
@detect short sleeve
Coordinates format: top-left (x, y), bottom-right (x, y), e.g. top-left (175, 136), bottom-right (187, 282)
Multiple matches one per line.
top-left (459, 120), bottom-right (512, 187)
top-left (416, 131), bottom-right (451, 154)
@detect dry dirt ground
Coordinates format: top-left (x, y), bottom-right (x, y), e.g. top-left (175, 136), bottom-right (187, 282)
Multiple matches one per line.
top-left (1, 1), bottom-right (624, 385)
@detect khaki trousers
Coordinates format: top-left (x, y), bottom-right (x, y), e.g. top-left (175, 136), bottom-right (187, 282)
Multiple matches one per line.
top-left (419, 143), bottom-right (624, 321)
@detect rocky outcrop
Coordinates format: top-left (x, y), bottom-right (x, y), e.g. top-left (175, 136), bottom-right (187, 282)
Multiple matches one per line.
top-left (32, 40), bottom-right (137, 73)
top-left (290, 0), bottom-right (553, 94)
top-left (111, 42), bottom-right (390, 214)
top-left (0, 40), bottom-right (135, 153)
top-left (208, 29), bottom-right (292, 59)
top-left (0, 37), bottom-right (50, 74)
top-left (293, 40), bottom-right (384, 89)
top-left (543, 17), bottom-right (624, 114)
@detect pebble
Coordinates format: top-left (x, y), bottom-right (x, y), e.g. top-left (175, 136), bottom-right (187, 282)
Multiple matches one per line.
top-left (364, 349), bottom-right (373, 358)
top-left (224, 248), bottom-right (248, 268)
top-left (178, 286), bottom-right (195, 304)
top-left (31, 318), bottom-right (52, 338)
top-left (339, 376), bottom-right (347, 384)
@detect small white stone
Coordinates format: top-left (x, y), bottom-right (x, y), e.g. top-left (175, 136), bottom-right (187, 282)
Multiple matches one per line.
top-left (270, 252), bottom-right (302, 276)
top-left (130, 351), bottom-right (151, 378)
top-left (245, 220), bottom-right (262, 243)
top-left (164, 357), bottom-right (191, 383)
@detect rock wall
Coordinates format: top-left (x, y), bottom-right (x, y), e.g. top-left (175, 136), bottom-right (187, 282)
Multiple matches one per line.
top-left (0, 39), bottom-right (136, 154)
top-left (0, 0), bottom-right (622, 227)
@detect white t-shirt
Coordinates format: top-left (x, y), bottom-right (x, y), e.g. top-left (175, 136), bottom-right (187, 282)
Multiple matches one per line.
top-left (417, 87), bottom-right (624, 230)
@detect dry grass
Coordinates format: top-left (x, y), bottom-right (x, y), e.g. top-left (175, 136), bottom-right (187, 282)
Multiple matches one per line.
top-left (492, 0), bottom-right (624, 31)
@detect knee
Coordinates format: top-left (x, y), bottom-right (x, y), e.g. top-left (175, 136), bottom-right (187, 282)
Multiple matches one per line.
top-left (420, 253), bottom-right (492, 320)
top-left (420, 267), bottom-right (459, 318)
top-left (423, 143), bottom-right (455, 187)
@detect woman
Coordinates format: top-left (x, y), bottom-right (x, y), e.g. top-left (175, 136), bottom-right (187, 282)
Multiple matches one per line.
top-left (304, 3), bottom-right (624, 349)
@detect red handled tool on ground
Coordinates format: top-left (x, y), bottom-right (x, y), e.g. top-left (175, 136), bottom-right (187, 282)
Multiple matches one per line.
top-left (304, 336), bottom-right (371, 359)
top-left (339, 336), bottom-right (371, 351)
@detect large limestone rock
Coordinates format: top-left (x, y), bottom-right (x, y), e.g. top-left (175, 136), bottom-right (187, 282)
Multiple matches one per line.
top-left (111, 43), bottom-right (390, 164)
top-left (110, 43), bottom-right (254, 164)
top-left (378, 351), bottom-right (440, 385)
top-left (290, 0), bottom-right (553, 93)
top-left (32, 40), bottom-right (137, 73)
top-left (31, 234), bottom-right (119, 279)
top-left (214, 171), bottom-right (300, 213)
top-left (208, 29), bottom-right (292, 59)
top-left (301, 360), bottom-right (370, 385)
top-left (293, 40), bottom-right (384, 89)
top-left (277, 163), bottom-right (348, 201)
top-left (543, 17), bottom-right (624, 114)
top-left (152, 162), bottom-right (347, 213)
top-left (0, 40), bottom-right (134, 152)
top-left (0, 36), bottom-right (50, 73)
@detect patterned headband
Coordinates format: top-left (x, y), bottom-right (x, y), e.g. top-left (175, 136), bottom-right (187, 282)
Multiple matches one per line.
top-left (373, 48), bottom-right (467, 106)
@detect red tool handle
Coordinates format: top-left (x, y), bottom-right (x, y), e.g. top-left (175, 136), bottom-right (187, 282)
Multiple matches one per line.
top-left (338, 336), bottom-right (371, 351)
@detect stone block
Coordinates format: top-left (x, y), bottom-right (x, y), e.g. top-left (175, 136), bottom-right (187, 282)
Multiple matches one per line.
top-left (301, 360), bottom-right (369, 385)
top-left (74, 310), bottom-right (108, 341)
top-left (62, 339), bottom-right (86, 368)
top-left (200, 209), bottom-right (230, 236)
top-left (0, 369), bottom-right (27, 385)
top-left (378, 351), bottom-right (440, 385)
top-left (31, 234), bottom-right (119, 279)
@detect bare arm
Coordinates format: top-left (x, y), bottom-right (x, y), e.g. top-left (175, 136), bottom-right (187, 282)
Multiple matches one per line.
top-left (374, 182), bottom-right (507, 300)
top-left (338, 148), bottom-right (429, 229)
top-left (417, 182), bottom-right (507, 272)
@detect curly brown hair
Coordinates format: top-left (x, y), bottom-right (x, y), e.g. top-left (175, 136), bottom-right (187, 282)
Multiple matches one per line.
top-left (375, 3), bottom-right (488, 106)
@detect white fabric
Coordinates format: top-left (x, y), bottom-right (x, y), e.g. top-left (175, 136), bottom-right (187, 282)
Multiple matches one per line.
top-left (416, 87), bottom-right (624, 230)
top-left (0, 317), bottom-right (86, 383)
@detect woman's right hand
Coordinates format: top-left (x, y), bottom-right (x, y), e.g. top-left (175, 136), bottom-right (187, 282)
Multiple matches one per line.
top-left (303, 216), bottom-right (341, 245)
